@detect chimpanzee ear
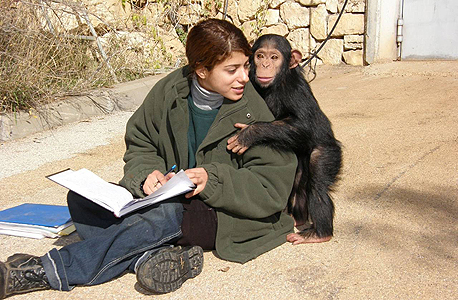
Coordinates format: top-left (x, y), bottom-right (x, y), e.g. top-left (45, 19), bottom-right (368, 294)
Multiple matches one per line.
top-left (289, 50), bottom-right (302, 69)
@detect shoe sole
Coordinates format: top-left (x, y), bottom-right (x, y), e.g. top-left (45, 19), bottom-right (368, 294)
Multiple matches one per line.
top-left (136, 246), bottom-right (203, 294)
top-left (0, 262), bottom-right (6, 299)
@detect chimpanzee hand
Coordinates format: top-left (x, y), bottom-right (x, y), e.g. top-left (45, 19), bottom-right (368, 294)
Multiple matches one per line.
top-left (227, 123), bottom-right (251, 155)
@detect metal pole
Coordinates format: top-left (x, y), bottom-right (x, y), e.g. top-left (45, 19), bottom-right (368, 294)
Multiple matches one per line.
top-left (396, 0), bottom-right (405, 60)
top-left (81, 11), bottom-right (118, 83)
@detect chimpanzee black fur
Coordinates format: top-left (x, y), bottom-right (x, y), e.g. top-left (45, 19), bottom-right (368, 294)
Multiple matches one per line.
top-left (235, 34), bottom-right (342, 242)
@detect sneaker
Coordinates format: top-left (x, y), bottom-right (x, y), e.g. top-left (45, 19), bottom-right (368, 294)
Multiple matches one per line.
top-left (0, 254), bottom-right (50, 299)
top-left (136, 245), bottom-right (203, 294)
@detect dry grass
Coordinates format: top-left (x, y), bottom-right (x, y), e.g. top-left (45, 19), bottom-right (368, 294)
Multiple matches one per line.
top-left (0, 0), bottom-right (182, 113)
top-left (1, 2), bottom-right (87, 111)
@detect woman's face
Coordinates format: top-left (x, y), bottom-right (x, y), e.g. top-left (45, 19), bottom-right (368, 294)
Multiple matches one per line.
top-left (196, 51), bottom-right (250, 101)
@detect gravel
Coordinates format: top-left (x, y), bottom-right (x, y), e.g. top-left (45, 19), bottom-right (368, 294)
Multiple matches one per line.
top-left (0, 111), bottom-right (133, 180)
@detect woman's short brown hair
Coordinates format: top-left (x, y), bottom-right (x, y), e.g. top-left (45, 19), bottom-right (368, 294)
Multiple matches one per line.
top-left (186, 18), bottom-right (251, 73)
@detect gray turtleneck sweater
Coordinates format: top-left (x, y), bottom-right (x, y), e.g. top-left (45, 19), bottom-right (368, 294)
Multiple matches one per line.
top-left (187, 78), bottom-right (223, 168)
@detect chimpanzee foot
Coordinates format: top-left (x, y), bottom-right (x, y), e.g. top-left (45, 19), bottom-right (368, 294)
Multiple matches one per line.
top-left (286, 232), bottom-right (332, 245)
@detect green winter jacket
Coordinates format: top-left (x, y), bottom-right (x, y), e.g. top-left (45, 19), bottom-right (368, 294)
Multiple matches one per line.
top-left (120, 67), bottom-right (297, 263)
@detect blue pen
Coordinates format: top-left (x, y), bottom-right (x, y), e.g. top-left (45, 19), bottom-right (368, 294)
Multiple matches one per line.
top-left (153, 165), bottom-right (176, 188)
top-left (164, 164), bottom-right (177, 176)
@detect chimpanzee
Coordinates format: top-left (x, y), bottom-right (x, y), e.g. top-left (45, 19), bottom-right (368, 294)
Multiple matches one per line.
top-left (227, 34), bottom-right (342, 244)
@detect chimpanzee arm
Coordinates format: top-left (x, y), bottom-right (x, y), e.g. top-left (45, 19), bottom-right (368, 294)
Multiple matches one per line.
top-left (231, 117), bottom-right (310, 153)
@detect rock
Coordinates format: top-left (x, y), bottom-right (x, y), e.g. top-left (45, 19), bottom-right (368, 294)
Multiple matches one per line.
top-left (288, 28), bottom-right (311, 57)
top-left (310, 4), bottom-right (328, 40)
top-left (265, 9), bottom-right (280, 26)
top-left (297, 0), bottom-right (326, 6)
top-left (280, 1), bottom-right (310, 29)
top-left (260, 23), bottom-right (289, 36)
top-left (221, 0), bottom-right (241, 27)
top-left (343, 49), bottom-right (363, 65)
top-left (241, 20), bottom-right (258, 43)
top-left (238, 0), bottom-right (264, 22)
top-left (89, 0), bottom-right (130, 27)
top-left (144, 3), bottom-right (166, 26)
top-left (344, 34), bottom-right (364, 50)
top-left (326, 0), bottom-right (339, 13)
top-left (177, 4), bottom-right (202, 25)
top-left (328, 13), bottom-right (365, 37)
top-left (317, 38), bottom-right (343, 64)
top-left (99, 26), bottom-right (185, 68)
top-left (269, 0), bottom-right (286, 9)
top-left (339, 0), bottom-right (365, 13)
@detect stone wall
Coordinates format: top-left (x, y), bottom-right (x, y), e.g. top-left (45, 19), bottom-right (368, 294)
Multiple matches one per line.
top-left (236, 0), bottom-right (366, 65)
top-left (173, 0), bottom-right (366, 65)
top-left (38, 0), bottom-right (366, 67)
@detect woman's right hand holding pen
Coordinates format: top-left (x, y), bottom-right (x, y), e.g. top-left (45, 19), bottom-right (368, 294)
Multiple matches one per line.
top-left (142, 165), bottom-right (208, 198)
top-left (142, 165), bottom-right (176, 195)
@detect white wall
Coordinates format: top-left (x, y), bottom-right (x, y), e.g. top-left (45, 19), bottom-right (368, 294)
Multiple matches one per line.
top-left (365, 0), bottom-right (400, 64)
top-left (401, 0), bottom-right (458, 59)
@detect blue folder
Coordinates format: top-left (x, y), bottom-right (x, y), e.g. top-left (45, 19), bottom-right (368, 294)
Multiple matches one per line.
top-left (0, 203), bottom-right (71, 228)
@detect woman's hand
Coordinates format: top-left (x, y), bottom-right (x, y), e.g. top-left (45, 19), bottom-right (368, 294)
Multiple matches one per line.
top-left (142, 170), bottom-right (175, 195)
top-left (227, 123), bottom-right (249, 155)
top-left (184, 167), bottom-right (208, 198)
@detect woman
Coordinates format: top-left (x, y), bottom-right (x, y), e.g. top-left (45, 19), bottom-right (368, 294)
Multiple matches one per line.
top-left (0, 19), bottom-right (297, 298)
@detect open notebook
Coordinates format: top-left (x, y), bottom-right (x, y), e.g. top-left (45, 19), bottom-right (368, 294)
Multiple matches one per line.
top-left (47, 169), bottom-right (195, 217)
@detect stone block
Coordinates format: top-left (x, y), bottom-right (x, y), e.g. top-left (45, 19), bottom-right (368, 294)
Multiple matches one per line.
top-left (269, 0), bottom-right (286, 9)
top-left (90, 0), bottom-right (131, 27)
top-left (339, 0), bottom-right (366, 13)
top-left (287, 28), bottom-right (311, 57)
top-left (310, 4), bottom-right (328, 40)
top-left (343, 49), bottom-right (364, 65)
top-left (241, 20), bottom-right (258, 43)
top-left (238, 0), bottom-right (264, 22)
top-left (317, 38), bottom-right (343, 64)
top-left (298, 0), bottom-right (326, 6)
top-left (215, 0), bottom-right (240, 26)
top-left (260, 23), bottom-right (289, 36)
top-left (344, 34), bottom-right (364, 50)
top-left (329, 13), bottom-right (365, 37)
top-left (310, 35), bottom-right (318, 51)
top-left (265, 9), bottom-right (280, 26)
top-left (327, 0), bottom-right (338, 13)
top-left (280, 1), bottom-right (310, 29)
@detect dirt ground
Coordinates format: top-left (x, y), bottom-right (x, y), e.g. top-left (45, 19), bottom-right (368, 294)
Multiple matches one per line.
top-left (0, 61), bottom-right (457, 299)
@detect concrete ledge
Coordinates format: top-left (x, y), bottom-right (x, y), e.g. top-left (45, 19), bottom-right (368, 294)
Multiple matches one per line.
top-left (0, 73), bottom-right (167, 142)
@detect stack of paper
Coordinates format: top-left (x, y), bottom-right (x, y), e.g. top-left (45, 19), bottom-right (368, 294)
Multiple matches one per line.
top-left (47, 168), bottom-right (196, 217)
top-left (0, 203), bottom-right (75, 239)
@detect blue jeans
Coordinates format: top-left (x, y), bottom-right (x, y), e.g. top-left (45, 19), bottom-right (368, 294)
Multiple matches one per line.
top-left (41, 191), bottom-right (184, 291)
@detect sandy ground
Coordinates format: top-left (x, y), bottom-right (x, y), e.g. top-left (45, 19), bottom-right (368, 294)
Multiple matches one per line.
top-left (0, 61), bottom-right (457, 299)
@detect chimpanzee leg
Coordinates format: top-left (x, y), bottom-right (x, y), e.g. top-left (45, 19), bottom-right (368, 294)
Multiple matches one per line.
top-left (287, 148), bottom-right (337, 244)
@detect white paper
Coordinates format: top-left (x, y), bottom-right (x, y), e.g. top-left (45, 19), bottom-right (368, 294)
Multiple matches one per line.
top-left (48, 169), bottom-right (195, 217)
